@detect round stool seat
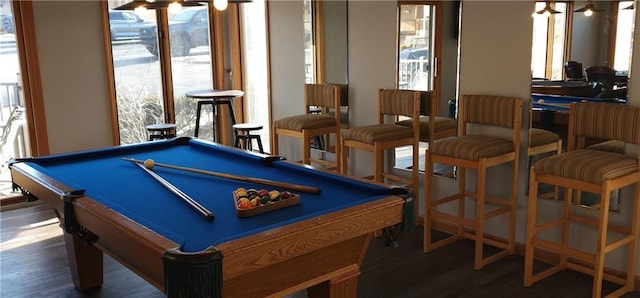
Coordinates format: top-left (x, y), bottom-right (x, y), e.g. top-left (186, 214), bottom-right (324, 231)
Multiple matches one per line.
top-left (233, 123), bottom-right (264, 153)
top-left (146, 123), bottom-right (177, 141)
top-left (233, 123), bottom-right (263, 131)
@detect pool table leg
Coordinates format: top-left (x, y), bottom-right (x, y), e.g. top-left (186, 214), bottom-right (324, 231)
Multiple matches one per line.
top-left (63, 232), bottom-right (103, 291)
top-left (307, 265), bottom-right (360, 298)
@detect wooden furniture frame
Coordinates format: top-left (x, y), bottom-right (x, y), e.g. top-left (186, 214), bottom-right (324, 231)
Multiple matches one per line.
top-left (395, 90), bottom-right (457, 146)
top-left (273, 84), bottom-right (342, 169)
top-left (525, 102), bottom-right (640, 298)
top-left (528, 98), bottom-right (563, 201)
top-left (340, 89), bottom-right (420, 223)
top-left (424, 94), bottom-right (523, 270)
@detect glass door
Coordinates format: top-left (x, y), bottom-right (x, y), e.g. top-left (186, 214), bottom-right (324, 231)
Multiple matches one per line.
top-left (0, 1), bottom-right (29, 201)
top-left (239, 0), bottom-right (270, 151)
top-left (395, 2), bottom-right (438, 172)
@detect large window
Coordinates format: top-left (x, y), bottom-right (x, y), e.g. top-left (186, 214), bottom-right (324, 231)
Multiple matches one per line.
top-left (531, 2), bottom-right (568, 80)
top-left (394, 2), bottom-right (439, 172)
top-left (0, 0), bottom-right (31, 203)
top-left (613, 1), bottom-right (635, 71)
top-left (532, 1), bottom-right (635, 79)
top-left (398, 4), bottom-right (435, 91)
top-left (106, 2), bottom-right (216, 144)
top-left (240, 0), bottom-right (270, 151)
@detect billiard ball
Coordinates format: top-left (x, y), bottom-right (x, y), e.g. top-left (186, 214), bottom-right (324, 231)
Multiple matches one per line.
top-left (144, 159), bottom-right (155, 169)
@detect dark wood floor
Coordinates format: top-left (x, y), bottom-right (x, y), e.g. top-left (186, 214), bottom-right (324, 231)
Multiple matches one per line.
top-left (2, 203), bottom-right (639, 298)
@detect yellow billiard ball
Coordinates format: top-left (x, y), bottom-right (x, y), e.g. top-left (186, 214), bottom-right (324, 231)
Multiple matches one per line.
top-left (144, 159), bottom-right (155, 169)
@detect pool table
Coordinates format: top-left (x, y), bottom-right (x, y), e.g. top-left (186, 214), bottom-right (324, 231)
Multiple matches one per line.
top-left (531, 93), bottom-right (626, 146)
top-left (9, 137), bottom-right (412, 298)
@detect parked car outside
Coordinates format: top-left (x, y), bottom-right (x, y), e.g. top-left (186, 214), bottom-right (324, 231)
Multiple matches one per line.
top-left (109, 10), bottom-right (153, 41)
top-left (400, 47), bottom-right (428, 59)
top-left (1, 15), bottom-right (13, 34)
top-left (140, 7), bottom-right (210, 57)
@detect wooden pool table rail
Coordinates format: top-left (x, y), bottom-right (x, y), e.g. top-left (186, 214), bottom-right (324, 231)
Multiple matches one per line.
top-left (10, 159), bottom-right (405, 298)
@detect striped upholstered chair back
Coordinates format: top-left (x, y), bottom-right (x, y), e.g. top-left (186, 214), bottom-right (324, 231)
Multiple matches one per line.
top-left (461, 94), bottom-right (521, 129)
top-left (305, 83), bottom-right (340, 112)
top-left (378, 89), bottom-right (420, 123)
top-left (568, 102), bottom-right (640, 150)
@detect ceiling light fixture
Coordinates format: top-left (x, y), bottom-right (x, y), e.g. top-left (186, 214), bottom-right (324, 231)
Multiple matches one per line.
top-left (114, 0), bottom-right (252, 11)
top-left (574, 1), bottom-right (605, 16)
top-left (213, 0), bottom-right (228, 11)
top-left (533, 1), bottom-right (561, 17)
top-left (144, 0), bottom-right (202, 10)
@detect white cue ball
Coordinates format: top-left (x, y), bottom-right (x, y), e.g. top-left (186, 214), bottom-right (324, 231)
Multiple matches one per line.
top-left (144, 159), bottom-right (155, 169)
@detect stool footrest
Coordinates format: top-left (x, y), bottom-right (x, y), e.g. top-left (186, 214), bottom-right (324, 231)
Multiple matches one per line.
top-left (532, 237), bottom-right (595, 263)
top-left (565, 262), bottom-right (627, 286)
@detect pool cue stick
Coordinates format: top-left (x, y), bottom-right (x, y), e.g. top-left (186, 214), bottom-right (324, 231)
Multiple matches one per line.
top-left (134, 163), bottom-right (214, 221)
top-left (123, 158), bottom-right (321, 194)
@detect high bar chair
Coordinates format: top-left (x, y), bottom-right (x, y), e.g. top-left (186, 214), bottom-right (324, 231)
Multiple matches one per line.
top-left (525, 102), bottom-right (640, 298)
top-left (272, 84), bottom-right (342, 169)
top-left (424, 94), bottom-right (523, 270)
top-left (340, 88), bottom-right (421, 224)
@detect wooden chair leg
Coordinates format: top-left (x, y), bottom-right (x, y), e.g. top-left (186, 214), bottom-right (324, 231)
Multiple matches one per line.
top-left (508, 158), bottom-right (518, 253)
top-left (334, 130), bottom-right (341, 169)
top-left (592, 187), bottom-right (612, 298)
top-left (340, 143), bottom-right (348, 175)
top-left (457, 167), bottom-right (466, 237)
top-left (412, 141), bottom-right (419, 225)
top-left (627, 184), bottom-right (640, 291)
top-left (474, 161), bottom-right (487, 270)
top-left (524, 167), bottom-right (538, 287)
top-left (303, 133), bottom-right (311, 165)
top-left (272, 128), bottom-right (279, 155)
top-left (374, 147), bottom-right (383, 183)
top-left (424, 149), bottom-right (433, 253)
top-left (560, 186), bottom-right (572, 268)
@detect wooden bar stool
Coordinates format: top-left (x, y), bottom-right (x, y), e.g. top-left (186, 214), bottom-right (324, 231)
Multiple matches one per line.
top-left (273, 84), bottom-right (342, 169)
top-left (146, 123), bottom-right (177, 141)
top-left (424, 94), bottom-right (523, 270)
top-left (525, 102), bottom-right (640, 298)
top-left (340, 88), bottom-right (421, 225)
top-left (233, 123), bottom-right (264, 153)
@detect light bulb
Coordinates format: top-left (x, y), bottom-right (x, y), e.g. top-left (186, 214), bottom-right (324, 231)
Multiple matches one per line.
top-left (584, 9), bottom-right (593, 16)
top-left (214, 0), bottom-right (228, 10)
top-left (543, 10), bottom-right (551, 17)
top-left (134, 5), bottom-right (147, 13)
top-left (168, 2), bottom-right (182, 14)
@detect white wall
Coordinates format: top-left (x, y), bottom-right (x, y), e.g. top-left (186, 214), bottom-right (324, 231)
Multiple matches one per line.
top-left (343, 1), bottom-right (397, 177)
top-left (455, 0), bottom-right (533, 240)
top-left (267, 0), bottom-right (306, 161)
top-left (32, 1), bottom-right (112, 154)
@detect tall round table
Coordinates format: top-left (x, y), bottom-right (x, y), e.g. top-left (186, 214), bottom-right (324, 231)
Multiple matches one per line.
top-left (185, 89), bottom-right (244, 143)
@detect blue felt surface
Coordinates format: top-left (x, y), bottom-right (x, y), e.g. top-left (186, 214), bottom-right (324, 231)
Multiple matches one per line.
top-left (23, 138), bottom-right (400, 252)
top-left (531, 93), bottom-right (624, 111)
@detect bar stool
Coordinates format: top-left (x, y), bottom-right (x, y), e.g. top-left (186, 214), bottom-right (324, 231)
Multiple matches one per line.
top-left (185, 89), bottom-right (244, 144)
top-left (424, 94), bottom-right (523, 270)
top-left (340, 89), bottom-right (421, 224)
top-left (233, 123), bottom-right (264, 153)
top-left (146, 123), bottom-right (177, 141)
top-left (525, 102), bottom-right (640, 298)
top-left (273, 84), bottom-right (342, 169)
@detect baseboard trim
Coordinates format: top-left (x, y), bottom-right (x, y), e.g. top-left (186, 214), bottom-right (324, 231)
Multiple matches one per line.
top-left (424, 219), bottom-right (640, 292)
